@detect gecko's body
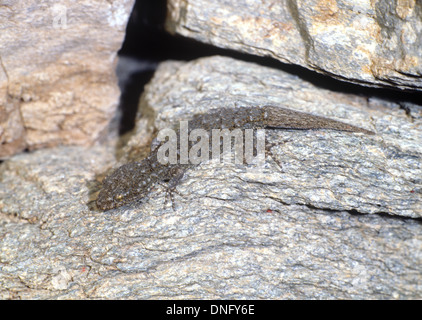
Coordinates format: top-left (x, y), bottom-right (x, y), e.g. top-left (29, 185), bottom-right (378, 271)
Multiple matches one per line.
top-left (96, 106), bottom-right (374, 211)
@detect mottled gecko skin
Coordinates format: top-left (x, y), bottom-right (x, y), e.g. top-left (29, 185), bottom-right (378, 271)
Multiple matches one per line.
top-left (96, 106), bottom-right (374, 211)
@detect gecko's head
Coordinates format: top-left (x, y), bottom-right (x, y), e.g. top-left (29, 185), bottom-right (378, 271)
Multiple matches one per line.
top-left (96, 162), bottom-right (153, 211)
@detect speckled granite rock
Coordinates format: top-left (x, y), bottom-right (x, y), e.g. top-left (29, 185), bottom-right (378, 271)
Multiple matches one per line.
top-left (137, 56), bottom-right (422, 218)
top-left (1, 56), bottom-right (421, 299)
top-left (0, 146), bottom-right (421, 299)
top-left (166, 0), bottom-right (422, 91)
top-left (0, 0), bottom-right (135, 159)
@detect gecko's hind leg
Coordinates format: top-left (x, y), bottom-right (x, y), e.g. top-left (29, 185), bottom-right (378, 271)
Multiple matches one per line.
top-left (265, 139), bottom-right (292, 172)
top-left (165, 186), bottom-right (184, 211)
top-left (159, 167), bottom-right (188, 211)
top-left (157, 182), bottom-right (187, 211)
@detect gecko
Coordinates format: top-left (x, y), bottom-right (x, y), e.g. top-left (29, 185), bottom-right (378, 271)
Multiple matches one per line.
top-left (96, 105), bottom-right (374, 211)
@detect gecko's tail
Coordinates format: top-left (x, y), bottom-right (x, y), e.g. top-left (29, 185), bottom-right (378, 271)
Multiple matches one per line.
top-left (262, 105), bottom-right (375, 135)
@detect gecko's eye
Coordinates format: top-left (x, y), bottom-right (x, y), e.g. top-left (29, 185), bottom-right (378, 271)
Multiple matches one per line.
top-left (115, 194), bottom-right (124, 202)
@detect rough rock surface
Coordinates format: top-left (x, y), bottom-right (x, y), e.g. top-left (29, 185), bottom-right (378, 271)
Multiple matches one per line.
top-left (166, 0), bottom-right (422, 91)
top-left (1, 56), bottom-right (421, 299)
top-left (138, 56), bottom-right (422, 218)
top-left (0, 0), bottom-right (135, 159)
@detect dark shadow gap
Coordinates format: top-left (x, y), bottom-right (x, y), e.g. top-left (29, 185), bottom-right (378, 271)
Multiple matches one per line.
top-left (305, 203), bottom-right (422, 224)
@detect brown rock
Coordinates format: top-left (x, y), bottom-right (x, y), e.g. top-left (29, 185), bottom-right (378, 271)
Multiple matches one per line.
top-left (0, 0), bottom-right (135, 158)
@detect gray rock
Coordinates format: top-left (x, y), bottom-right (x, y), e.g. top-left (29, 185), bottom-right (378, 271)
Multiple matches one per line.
top-left (138, 56), bottom-right (422, 218)
top-left (1, 56), bottom-right (421, 299)
top-left (0, 146), bottom-right (421, 299)
top-left (166, 0), bottom-right (422, 91)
